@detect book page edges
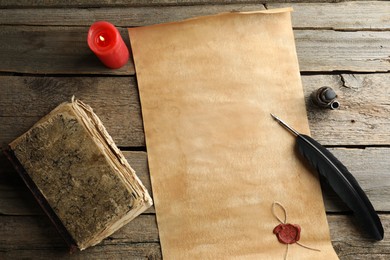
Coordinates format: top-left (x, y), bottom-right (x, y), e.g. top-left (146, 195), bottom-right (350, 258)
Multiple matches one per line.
top-left (71, 99), bottom-right (152, 205)
top-left (70, 99), bottom-right (153, 249)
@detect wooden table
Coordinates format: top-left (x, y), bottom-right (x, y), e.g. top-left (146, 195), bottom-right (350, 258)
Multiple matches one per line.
top-left (0, 1), bottom-right (389, 259)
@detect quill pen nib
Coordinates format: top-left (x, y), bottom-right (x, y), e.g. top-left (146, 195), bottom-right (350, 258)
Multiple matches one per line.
top-left (270, 114), bottom-right (300, 137)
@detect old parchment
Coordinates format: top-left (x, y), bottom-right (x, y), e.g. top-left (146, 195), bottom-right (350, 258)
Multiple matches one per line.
top-left (129, 8), bottom-right (338, 259)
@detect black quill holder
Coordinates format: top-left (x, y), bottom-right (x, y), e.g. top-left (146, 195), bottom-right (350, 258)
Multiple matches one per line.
top-left (271, 114), bottom-right (384, 241)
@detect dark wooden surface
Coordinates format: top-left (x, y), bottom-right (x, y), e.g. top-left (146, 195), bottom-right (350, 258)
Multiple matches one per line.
top-left (0, 1), bottom-right (389, 259)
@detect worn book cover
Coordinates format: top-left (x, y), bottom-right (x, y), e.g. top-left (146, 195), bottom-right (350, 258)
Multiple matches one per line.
top-left (4, 98), bottom-right (153, 251)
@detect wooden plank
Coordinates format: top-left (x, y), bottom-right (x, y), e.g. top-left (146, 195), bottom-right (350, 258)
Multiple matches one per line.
top-left (270, 1), bottom-right (390, 30)
top-left (1, 147), bottom-right (389, 216)
top-left (0, 4), bottom-right (265, 27)
top-left (1, 74), bottom-right (389, 147)
top-left (0, 215), bottom-right (158, 249)
top-left (295, 30), bottom-right (390, 72)
top-left (1, 2), bottom-right (388, 30)
top-left (302, 73), bottom-right (390, 145)
top-left (0, 26), bottom-right (134, 75)
top-left (0, 26), bottom-right (389, 74)
top-left (0, 76), bottom-right (145, 147)
top-left (0, 213), bottom-right (389, 259)
top-left (0, 0), bottom-right (362, 8)
top-left (0, 213), bottom-right (161, 258)
top-left (0, 243), bottom-right (162, 259)
top-left (327, 214), bottom-right (390, 259)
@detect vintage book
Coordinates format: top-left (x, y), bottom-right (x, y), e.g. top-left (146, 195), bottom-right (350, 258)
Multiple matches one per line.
top-left (4, 98), bottom-right (153, 251)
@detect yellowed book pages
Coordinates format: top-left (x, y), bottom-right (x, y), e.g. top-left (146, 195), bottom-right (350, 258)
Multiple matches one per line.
top-left (129, 8), bottom-right (338, 259)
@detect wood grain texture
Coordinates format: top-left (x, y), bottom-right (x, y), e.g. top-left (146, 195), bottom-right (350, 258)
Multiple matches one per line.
top-left (0, 243), bottom-right (162, 260)
top-left (0, 2), bottom-right (388, 30)
top-left (0, 26), bottom-right (389, 75)
top-left (0, 2), bottom-right (388, 258)
top-left (0, 4), bottom-right (266, 27)
top-left (1, 147), bottom-right (389, 216)
top-left (0, 76), bottom-right (145, 147)
top-left (0, 215), bottom-right (158, 249)
top-left (0, 26), bottom-right (134, 75)
top-left (295, 30), bottom-right (390, 72)
top-left (0, 213), bottom-right (389, 259)
top-left (328, 214), bottom-right (390, 259)
top-left (0, 0), bottom-right (367, 8)
top-left (1, 74), bottom-right (388, 147)
top-left (302, 73), bottom-right (390, 145)
top-left (270, 1), bottom-right (390, 30)
top-left (0, 215), bottom-right (162, 259)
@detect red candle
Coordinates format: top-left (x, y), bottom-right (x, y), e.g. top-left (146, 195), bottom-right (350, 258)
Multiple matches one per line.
top-left (87, 21), bottom-right (129, 69)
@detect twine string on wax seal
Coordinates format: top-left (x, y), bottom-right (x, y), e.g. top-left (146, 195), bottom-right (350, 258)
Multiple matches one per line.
top-left (272, 201), bottom-right (320, 260)
top-left (272, 201), bottom-right (288, 224)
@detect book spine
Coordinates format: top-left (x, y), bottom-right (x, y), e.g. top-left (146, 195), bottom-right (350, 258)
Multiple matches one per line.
top-left (3, 147), bottom-right (78, 253)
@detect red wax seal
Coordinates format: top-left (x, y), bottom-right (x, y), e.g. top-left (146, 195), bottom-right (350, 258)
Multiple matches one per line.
top-left (273, 223), bottom-right (301, 244)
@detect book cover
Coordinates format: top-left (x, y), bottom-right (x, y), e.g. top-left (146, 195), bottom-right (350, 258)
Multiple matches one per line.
top-left (5, 98), bottom-right (153, 251)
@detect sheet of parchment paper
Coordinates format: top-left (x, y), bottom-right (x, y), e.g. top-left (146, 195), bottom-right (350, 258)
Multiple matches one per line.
top-left (129, 8), bottom-right (338, 259)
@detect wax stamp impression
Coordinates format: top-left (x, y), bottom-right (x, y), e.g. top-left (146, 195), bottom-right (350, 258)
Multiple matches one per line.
top-left (273, 223), bottom-right (301, 244)
top-left (271, 202), bottom-right (320, 259)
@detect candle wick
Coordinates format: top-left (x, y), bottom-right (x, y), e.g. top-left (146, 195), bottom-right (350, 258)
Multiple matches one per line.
top-left (99, 35), bottom-right (105, 42)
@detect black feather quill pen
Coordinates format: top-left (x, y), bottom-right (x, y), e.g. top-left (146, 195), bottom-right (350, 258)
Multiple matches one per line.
top-left (271, 114), bottom-right (384, 241)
